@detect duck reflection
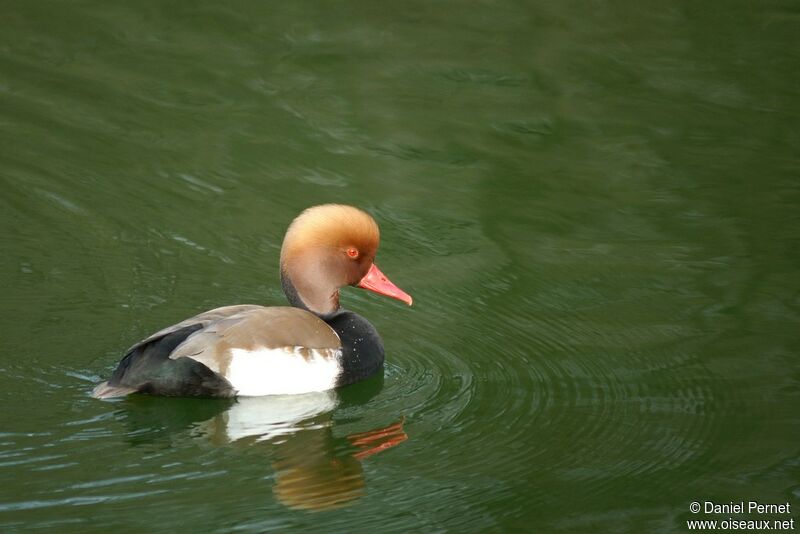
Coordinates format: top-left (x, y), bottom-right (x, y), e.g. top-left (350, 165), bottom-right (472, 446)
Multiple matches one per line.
top-left (118, 377), bottom-right (407, 511)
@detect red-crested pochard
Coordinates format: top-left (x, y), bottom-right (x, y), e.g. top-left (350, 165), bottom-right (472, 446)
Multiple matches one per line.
top-left (92, 204), bottom-right (412, 399)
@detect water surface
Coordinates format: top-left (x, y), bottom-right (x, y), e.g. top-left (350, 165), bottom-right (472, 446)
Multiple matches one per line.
top-left (1, 1), bottom-right (798, 531)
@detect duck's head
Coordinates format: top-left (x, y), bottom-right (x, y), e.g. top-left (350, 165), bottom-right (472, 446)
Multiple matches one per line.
top-left (279, 204), bottom-right (413, 316)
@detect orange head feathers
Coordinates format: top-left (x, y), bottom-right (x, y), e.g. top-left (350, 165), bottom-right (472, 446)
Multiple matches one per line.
top-left (279, 205), bottom-right (411, 315)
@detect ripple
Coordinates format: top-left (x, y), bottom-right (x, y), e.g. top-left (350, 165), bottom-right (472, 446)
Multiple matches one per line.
top-left (0, 490), bottom-right (170, 512)
top-left (357, 248), bottom-right (749, 516)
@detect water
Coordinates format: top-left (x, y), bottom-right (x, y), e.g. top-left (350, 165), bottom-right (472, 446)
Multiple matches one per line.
top-left (1, 1), bottom-right (799, 531)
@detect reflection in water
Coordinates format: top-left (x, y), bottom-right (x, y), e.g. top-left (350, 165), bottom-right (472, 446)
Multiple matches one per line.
top-left (271, 415), bottom-right (407, 511)
top-left (196, 392), bottom-right (339, 445)
top-left (348, 418), bottom-right (407, 461)
top-left (117, 384), bottom-right (407, 512)
top-left (272, 418), bottom-right (365, 512)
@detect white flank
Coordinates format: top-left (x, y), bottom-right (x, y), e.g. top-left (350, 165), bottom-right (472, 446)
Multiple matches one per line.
top-left (226, 347), bottom-right (342, 396)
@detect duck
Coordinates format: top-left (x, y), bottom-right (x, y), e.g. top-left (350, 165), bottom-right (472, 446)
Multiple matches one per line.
top-left (92, 204), bottom-right (412, 399)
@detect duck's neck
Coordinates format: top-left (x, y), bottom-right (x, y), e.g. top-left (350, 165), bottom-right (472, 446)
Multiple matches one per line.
top-left (280, 268), bottom-right (340, 317)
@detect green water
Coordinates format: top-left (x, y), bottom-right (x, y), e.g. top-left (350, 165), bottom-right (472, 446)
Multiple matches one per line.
top-left (1, 1), bottom-right (798, 531)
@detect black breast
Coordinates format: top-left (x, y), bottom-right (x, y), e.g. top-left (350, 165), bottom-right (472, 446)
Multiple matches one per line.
top-left (324, 310), bottom-right (385, 387)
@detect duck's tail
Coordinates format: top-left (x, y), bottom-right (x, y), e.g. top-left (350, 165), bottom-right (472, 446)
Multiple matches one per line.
top-left (91, 381), bottom-right (138, 399)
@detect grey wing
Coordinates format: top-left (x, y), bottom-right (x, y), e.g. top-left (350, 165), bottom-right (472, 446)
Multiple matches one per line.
top-left (166, 306), bottom-right (343, 375)
top-left (125, 304), bottom-right (265, 354)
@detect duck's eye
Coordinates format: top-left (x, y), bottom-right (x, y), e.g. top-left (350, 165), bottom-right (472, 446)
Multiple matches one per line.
top-left (346, 247), bottom-right (359, 259)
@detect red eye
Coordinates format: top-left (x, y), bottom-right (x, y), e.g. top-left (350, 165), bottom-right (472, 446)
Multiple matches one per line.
top-left (346, 247), bottom-right (359, 259)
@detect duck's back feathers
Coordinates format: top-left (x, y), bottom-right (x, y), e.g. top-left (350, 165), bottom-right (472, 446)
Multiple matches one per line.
top-left (100, 323), bottom-right (236, 398)
top-left (167, 306), bottom-right (341, 375)
top-left (94, 306), bottom-right (343, 398)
